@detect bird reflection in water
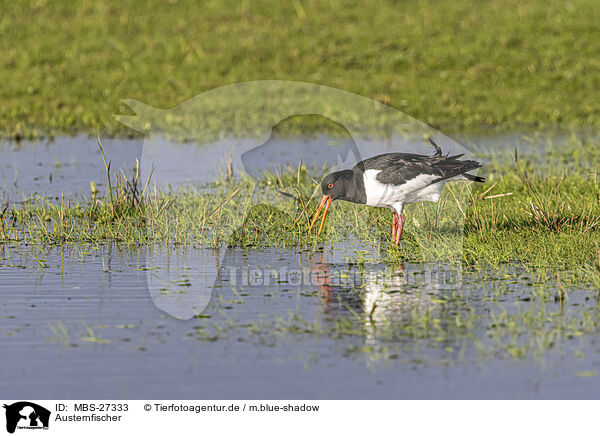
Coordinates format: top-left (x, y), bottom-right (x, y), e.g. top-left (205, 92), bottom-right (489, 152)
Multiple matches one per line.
top-left (309, 257), bottom-right (440, 326)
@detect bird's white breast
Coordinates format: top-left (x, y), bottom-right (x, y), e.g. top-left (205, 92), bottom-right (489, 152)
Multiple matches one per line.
top-left (363, 169), bottom-right (444, 213)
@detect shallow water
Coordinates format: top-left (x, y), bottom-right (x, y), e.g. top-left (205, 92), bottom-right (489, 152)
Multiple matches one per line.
top-left (1, 129), bottom-right (593, 200)
top-left (1, 133), bottom-right (600, 399)
top-left (1, 242), bottom-right (600, 399)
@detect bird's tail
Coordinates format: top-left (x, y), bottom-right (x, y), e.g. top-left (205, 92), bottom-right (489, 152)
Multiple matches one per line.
top-left (463, 173), bottom-right (485, 183)
top-left (427, 138), bottom-right (485, 183)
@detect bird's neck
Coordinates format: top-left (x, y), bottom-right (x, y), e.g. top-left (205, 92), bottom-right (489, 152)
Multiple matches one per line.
top-left (340, 169), bottom-right (366, 204)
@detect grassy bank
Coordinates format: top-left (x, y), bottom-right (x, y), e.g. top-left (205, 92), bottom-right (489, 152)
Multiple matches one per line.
top-left (1, 139), bottom-right (600, 272)
top-left (1, 0), bottom-right (600, 139)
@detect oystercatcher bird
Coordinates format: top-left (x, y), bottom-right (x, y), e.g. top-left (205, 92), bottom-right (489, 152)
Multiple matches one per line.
top-left (309, 139), bottom-right (484, 245)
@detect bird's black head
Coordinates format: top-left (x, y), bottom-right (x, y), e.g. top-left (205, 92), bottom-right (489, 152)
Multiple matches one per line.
top-left (310, 169), bottom-right (362, 235)
top-left (320, 170), bottom-right (355, 201)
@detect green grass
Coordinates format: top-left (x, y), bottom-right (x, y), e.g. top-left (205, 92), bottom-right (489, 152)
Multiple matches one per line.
top-left (1, 0), bottom-right (600, 139)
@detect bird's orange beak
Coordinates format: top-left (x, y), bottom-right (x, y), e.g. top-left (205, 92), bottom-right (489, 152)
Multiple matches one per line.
top-left (308, 195), bottom-right (332, 235)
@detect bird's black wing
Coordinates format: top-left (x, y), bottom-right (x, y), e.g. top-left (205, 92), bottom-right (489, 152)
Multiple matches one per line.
top-left (354, 152), bottom-right (483, 185)
top-left (354, 153), bottom-right (440, 185)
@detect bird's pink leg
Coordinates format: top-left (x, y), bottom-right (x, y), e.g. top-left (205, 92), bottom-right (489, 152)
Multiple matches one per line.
top-left (391, 211), bottom-right (398, 242)
top-left (394, 214), bottom-right (405, 246)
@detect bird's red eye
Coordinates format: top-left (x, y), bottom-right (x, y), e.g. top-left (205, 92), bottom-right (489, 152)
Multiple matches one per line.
top-left (328, 183), bottom-right (334, 189)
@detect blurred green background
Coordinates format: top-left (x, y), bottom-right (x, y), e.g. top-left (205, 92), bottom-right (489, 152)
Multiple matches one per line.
top-left (1, 0), bottom-right (599, 139)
